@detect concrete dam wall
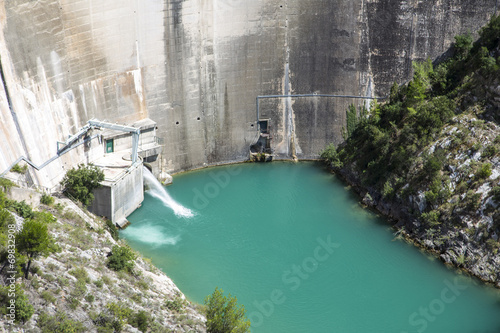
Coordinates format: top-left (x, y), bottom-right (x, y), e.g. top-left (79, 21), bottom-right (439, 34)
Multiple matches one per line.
top-left (0, 0), bottom-right (496, 189)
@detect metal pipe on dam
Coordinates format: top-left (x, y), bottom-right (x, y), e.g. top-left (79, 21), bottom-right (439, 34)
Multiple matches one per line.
top-left (0, 0), bottom-right (496, 189)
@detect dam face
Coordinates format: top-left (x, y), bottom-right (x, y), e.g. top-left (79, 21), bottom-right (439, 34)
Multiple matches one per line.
top-left (0, 0), bottom-right (496, 188)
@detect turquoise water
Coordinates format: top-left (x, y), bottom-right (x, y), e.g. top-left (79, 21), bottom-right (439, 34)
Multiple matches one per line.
top-left (123, 162), bottom-right (500, 333)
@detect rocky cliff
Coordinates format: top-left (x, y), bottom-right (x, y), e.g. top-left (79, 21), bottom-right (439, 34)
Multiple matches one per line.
top-left (0, 1), bottom-right (497, 189)
top-left (0, 187), bottom-right (205, 332)
top-left (324, 16), bottom-right (500, 286)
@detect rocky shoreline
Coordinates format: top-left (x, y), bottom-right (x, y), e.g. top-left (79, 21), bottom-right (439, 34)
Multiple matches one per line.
top-left (333, 150), bottom-right (500, 289)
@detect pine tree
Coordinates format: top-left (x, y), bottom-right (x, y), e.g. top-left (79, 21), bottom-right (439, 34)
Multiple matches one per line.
top-left (205, 287), bottom-right (250, 333)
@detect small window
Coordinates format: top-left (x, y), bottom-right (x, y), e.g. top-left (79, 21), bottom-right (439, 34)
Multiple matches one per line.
top-left (106, 139), bottom-right (114, 153)
top-left (259, 120), bottom-right (269, 133)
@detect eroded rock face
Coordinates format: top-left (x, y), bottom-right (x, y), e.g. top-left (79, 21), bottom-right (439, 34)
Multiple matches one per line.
top-left (336, 112), bottom-right (500, 288)
top-left (4, 191), bottom-right (206, 332)
top-left (0, 1), bottom-right (496, 187)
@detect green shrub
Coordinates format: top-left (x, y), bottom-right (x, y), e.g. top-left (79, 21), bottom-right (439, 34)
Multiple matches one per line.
top-left (465, 190), bottom-right (482, 211)
top-left (382, 181), bottom-right (395, 199)
top-left (85, 294), bottom-right (95, 303)
top-left (8, 200), bottom-right (34, 219)
top-left (11, 164), bottom-right (28, 174)
top-left (38, 312), bottom-right (86, 333)
top-left (60, 163), bottom-right (105, 206)
top-left (0, 284), bottom-right (34, 323)
top-left (483, 144), bottom-right (498, 158)
top-left (57, 277), bottom-right (69, 286)
top-left (129, 310), bottom-right (150, 332)
top-left (453, 32), bottom-right (473, 59)
top-left (489, 186), bottom-right (500, 202)
top-left (94, 279), bottom-right (104, 288)
top-left (69, 267), bottom-right (90, 283)
top-left (125, 291), bottom-right (139, 303)
top-left (54, 203), bottom-right (65, 214)
top-left (40, 193), bottom-right (55, 206)
top-left (71, 280), bottom-right (87, 300)
top-left (16, 218), bottom-right (56, 278)
top-left (105, 219), bottom-right (119, 241)
top-left (101, 275), bottom-right (112, 286)
top-left (205, 287), bottom-right (250, 333)
top-left (476, 163), bottom-right (492, 179)
top-left (137, 280), bottom-right (149, 291)
top-left (421, 210), bottom-right (440, 227)
top-left (0, 178), bottom-right (14, 192)
top-left (41, 290), bottom-right (57, 304)
top-left (68, 297), bottom-right (80, 310)
top-left (320, 143), bottom-right (343, 169)
top-left (33, 211), bottom-right (57, 224)
top-left (106, 245), bottom-right (136, 273)
top-left (486, 238), bottom-right (500, 254)
top-left (422, 156), bottom-right (443, 180)
top-left (165, 295), bottom-right (188, 313)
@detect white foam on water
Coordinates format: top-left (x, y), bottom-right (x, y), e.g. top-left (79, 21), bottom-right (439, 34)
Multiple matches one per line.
top-left (122, 222), bottom-right (180, 247)
top-left (143, 167), bottom-right (194, 217)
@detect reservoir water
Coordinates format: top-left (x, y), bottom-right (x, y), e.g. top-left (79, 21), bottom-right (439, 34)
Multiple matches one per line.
top-left (122, 162), bottom-right (500, 332)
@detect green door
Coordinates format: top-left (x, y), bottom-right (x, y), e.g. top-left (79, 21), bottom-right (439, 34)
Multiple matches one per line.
top-left (106, 139), bottom-right (114, 153)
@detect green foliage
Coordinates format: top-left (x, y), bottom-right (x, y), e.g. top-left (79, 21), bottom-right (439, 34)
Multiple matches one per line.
top-left (464, 190), bottom-right (482, 211)
top-left (389, 81), bottom-right (400, 104)
top-left (8, 200), bottom-right (34, 219)
top-left (41, 290), bottom-right (57, 304)
top-left (37, 312), bottom-right (86, 333)
top-left (94, 279), bottom-right (104, 288)
top-left (424, 176), bottom-right (450, 206)
top-left (421, 210), bottom-right (440, 227)
top-left (453, 32), bottom-right (473, 60)
top-left (40, 193), bottom-right (55, 206)
top-left (476, 14), bottom-right (500, 52)
top-left (106, 245), bottom-right (136, 273)
top-left (344, 104), bottom-right (367, 139)
top-left (165, 294), bottom-right (188, 313)
top-left (16, 218), bottom-right (55, 278)
top-left (70, 279), bottom-right (87, 300)
top-left (105, 219), bottom-right (119, 241)
top-left (320, 143), bottom-right (343, 169)
top-left (205, 287), bottom-right (250, 333)
top-left (476, 163), bottom-right (492, 180)
top-left (0, 178), bottom-right (14, 192)
top-left (60, 163), bottom-right (105, 206)
top-left (33, 211), bottom-right (57, 224)
top-left (93, 303), bottom-right (130, 332)
top-left (0, 208), bottom-right (14, 230)
top-left (422, 155), bottom-right (443, 180)
top-left (405, 59), bottom-right (433, 105)
top-left (129, 310), bottom-right (150, 333)
top-left (489, 186), bottom-right (500, 202)
top-left (69, 267), bottom-right (90, 283)
top-left (93, 302), bottom-right (150, 333)
top-left (346, 104), bottom-right (357, 138)
top-left (11, 164), bottom-right (28, 174)
top-left (486, 238), bottom-right (500, 254)
top-left (483, 144), bottom-right (499, 158)
top-left (382, 181), bottom-right (395, 199)
top-left (0, 284), bottom-right (34, 323)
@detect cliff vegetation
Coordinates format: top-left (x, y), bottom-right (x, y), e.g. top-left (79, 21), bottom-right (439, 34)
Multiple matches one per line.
top-left (323, 15), bottom-right (500, 286)
top-left (0, 179), bottom-right (206, 332)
